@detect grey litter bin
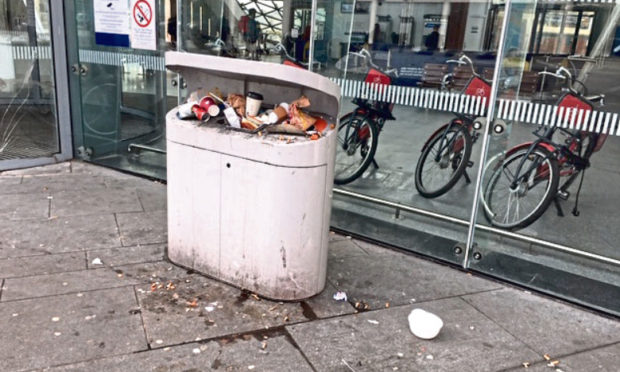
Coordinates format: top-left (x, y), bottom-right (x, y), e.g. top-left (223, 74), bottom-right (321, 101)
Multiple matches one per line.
top-left (165, 52), bottom-right (340, 300)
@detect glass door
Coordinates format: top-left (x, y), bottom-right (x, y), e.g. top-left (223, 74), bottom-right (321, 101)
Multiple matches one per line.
top-left (468, 0), bottom-right (620, 316)
top-left (0, 0), bottom-right (71, 170)
top-left (66, 0), bottom-right (175, 179)
top-left (309, 0), bottom-right (619, 315)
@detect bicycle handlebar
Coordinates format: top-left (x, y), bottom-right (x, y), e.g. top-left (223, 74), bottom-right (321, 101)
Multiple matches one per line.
top-left (348, 48), bottom-right (399, 77)
top-left (451, 54), bottom-right (477, 77)
top-left (538, 71), bottom-right (566, 80)
top-left (459, 54), bottom-right (474, 66)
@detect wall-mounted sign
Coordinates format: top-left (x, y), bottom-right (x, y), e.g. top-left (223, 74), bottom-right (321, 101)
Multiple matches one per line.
top-left (93, 0), bottom-right (130, 47)
top-left (130, 0), bottom-right (156, 50)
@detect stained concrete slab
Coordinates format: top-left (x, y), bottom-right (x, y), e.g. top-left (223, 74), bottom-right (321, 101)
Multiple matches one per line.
top-left (0, 214), bottom-right (121, 258)
top-left (1, 269), bottom-right (138, 302)
top-left (103, 176), bottom-right (164, 190)
top-left (15, 174), bottom-right (108, 194)
top-left (116, 210), bottom-right (167, 246)
top-left (70, 161), bottom-right (137, 179)
top-left (0, 252), bottom-right (86, 278)
top-left (0, 262), bottom-right (187, 301)
top-left (329, 231), bottom-right (350, 242)
top-left (50, 187), bottom-right (143, 217)
top-left (287, 297), bottom-right (539, 372)
top-left (0, 192), bottom-right (49, 220)
top-left (40, 334), bottom-right (314, 372)
top-left (328, 238), bottom-right (369, 260)
top-left (328, 247), bottom-right (502, 309)
top-left (136, 186), bottom-right (167, 212)
top-left (136, 275), bottom-right (311, 347)
top-left (0, 176), bottom-right (21, 188)
top-left (86, 244), bottom-right (165, 268)
top-left (304, 282), bottom-right (356, 319)
top-left (1, 162), bottom-right (71, 176)
top-left (506, 342), bottom-right (620, 371)
top-left (462, 288), bottom-right (620, 357)
top-left (0, 287), bottom-right (147, 371)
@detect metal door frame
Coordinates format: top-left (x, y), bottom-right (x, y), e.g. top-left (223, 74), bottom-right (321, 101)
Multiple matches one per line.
top-left (0, 1), bottom-right (73, 171)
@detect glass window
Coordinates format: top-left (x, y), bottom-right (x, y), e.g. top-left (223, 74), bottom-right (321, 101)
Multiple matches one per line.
top-left (0, 0), bottom-right (59, 161)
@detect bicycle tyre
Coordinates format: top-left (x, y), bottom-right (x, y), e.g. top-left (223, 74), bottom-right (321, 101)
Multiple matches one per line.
top-left (415, 124), bottom-right (472, 198)
top-left (334, 113), bottom-right (379, 185)
top-left (483, 146), bottom-right (559, 230)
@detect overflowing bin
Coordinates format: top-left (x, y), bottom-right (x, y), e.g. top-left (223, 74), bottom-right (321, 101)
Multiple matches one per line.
top-left (165, 52), bottom-right (340, 300)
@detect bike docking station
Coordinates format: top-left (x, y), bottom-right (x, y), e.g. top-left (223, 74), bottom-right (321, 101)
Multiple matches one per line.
top-left (165, 51), bottom-right (340, 300)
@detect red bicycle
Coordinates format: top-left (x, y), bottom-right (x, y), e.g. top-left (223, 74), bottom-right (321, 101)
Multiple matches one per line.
top-left (333, 48), bottom-right (399, 184)
top-left (414, 55), bottom-right (492, 198)
top-left (481, 66), bottom-right (606, 230)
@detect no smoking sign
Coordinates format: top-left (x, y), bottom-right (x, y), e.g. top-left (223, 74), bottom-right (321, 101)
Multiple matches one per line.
top-left (130, 0), bottom-right (156, 50)
top-left (133, 0), bottom-right (152, 28)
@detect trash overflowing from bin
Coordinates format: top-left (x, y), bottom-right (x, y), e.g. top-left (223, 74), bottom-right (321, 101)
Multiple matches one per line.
top-left (176, 88), bottom-right (334, 140)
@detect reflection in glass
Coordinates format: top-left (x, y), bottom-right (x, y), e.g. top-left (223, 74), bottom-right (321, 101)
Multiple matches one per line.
top-left (472, 1), bottom-right (620, 315)
top-left (315, 0), bottom-right (620, 314)
top-left (0, 0), bottom-right (58, 161)
top-left (71, 0), bottom-right (174, 179)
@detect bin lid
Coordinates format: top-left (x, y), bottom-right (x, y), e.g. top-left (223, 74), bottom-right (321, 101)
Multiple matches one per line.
top-left (166, 52), bottom-right (340, 119)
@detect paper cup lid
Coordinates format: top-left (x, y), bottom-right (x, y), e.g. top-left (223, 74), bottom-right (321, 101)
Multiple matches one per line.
top-left (247, 91), bottom-right (263, 100)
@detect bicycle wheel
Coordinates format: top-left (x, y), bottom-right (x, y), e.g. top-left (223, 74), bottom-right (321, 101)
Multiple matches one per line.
top-left (334, 113), bottom-right (379, 185)
top-left (414, 124), bottom-right (472, 198)
top-left (483, 146), bottom-right (559, 230)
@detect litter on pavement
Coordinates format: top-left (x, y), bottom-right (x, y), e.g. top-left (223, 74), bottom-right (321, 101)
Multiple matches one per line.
top-left (408, 308), bottom-right (443, 340)
top-left (333, 291), bottom-right (348, 301)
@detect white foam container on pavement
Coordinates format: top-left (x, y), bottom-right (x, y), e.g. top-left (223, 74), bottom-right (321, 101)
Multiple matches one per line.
top-left (408, 308), bottom-right (444, 339)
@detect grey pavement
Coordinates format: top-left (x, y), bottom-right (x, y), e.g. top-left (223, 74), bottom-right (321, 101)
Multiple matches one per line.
top-left (0, 161), bottom-right (618, 371)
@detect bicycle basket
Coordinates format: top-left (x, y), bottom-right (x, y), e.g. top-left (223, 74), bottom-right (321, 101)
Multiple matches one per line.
top-left (463, 76), bottom-right (491, 104)
top-left (556, 93), bottom-right (607, 153)
top-left (364, 68), bottom-right (391, 86)
top-left (557, 93), bottom-right (593, 126)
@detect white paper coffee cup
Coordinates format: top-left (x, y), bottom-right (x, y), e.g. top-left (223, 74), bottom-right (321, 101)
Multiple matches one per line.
top-left (245, 92), bottom-right (263, 117)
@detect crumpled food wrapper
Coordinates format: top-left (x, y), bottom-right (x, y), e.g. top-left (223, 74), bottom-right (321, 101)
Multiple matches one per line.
top-left (291, 95), bottom-right (311, 108)
top-left (289, 104), bottom-right (317, 131)
top-left (227, 94), bottom-right (246, 117)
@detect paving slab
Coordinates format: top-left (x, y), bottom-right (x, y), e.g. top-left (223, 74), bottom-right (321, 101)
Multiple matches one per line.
top-left (328, 238), bottom-right (369, 260)
top-left (506, 342), bottom-right (620, 371)
top-left (50, 187), bottom-right (143, 217)
top-left (1, 269), bottom-right (137, 302)
top-left (102, 176), bottom-right (164, 189)
top-left (1, 262), bottom-right (187, 301)
top-left (0, 252), bottom-right (85, 279)
top-left (136, 275), bottom-right (312, 347)
top-left (304, 282), bottom-right (356, 319)
top-left (287, 297), bottom-right (539, 372)
top-left (40, 334), bottom-right (313, 372)
top-left (0, 192), bottom-right (49, 220)
top-left (86, 244), bottom-right (165, 268)
top-left (0, 214), bottom-right (121, 258)
top-left (1, 162), bottom-right (71, 176)
top-left (136, 185), bottom-right (167, 212)
top-left (0, 287), bottom-right (147, 371)
top-left (13, 174), bottom-right (108, 194)
top-left (329, 231), bottom-right (350, 242)
top-left (0, 176), bottom-right (21, 187)
top-left (116, 210), bottom-right (167, 246)
top-left (462, 288), bottom-right (620, 357)
top-left (70, 161), bottom-right (137, 179)
top-left (327, 247), bottom-right (502, 309)
top-left (101, 177), bottom-right (166, 212)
